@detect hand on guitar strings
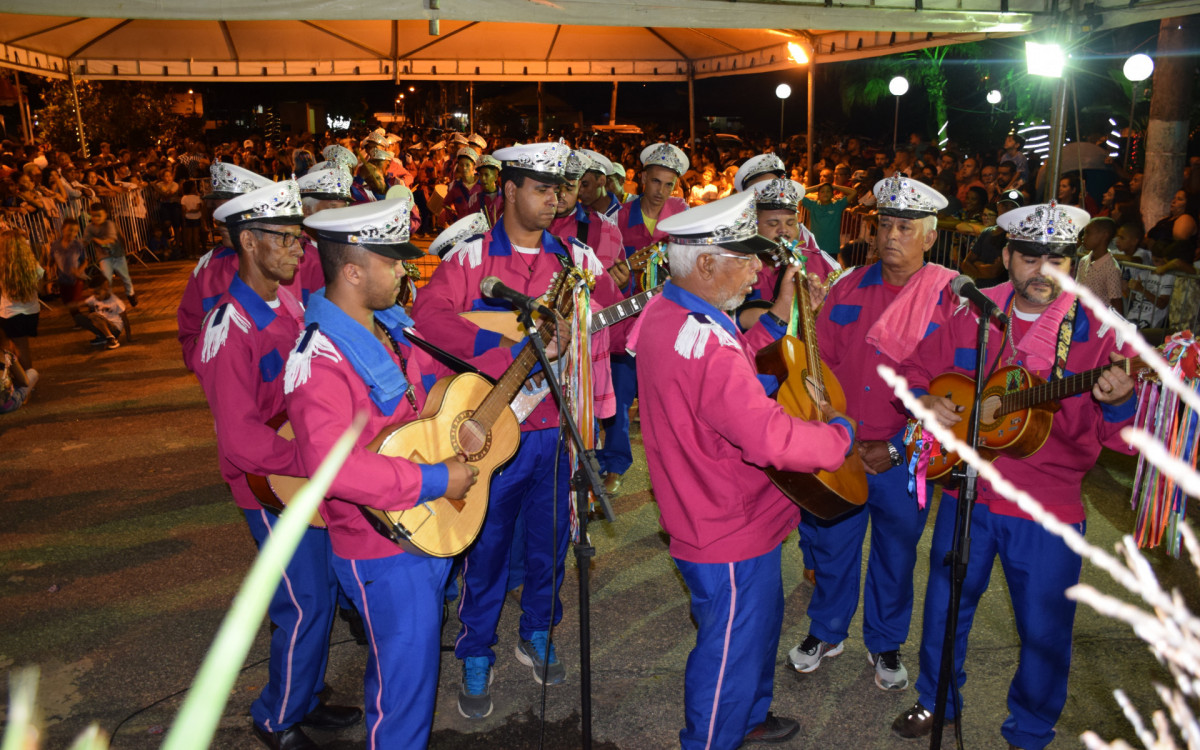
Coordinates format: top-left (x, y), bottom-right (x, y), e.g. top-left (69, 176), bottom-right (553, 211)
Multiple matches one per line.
top-left (918, 393), bottom-right (965, 428)
top-left (607, 258), bottom-right (632, 290)
top-left (442, 455), bottom-right (481, 501)
top-left (766, 266), bottom-right (827, 327)
top-left (1092, 351), bottom-right (1136, 405)
top-left (541, 312), bottom-right (573, 361)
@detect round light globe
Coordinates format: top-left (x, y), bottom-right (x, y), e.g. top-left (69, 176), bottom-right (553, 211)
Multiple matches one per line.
top-left (1123, 53), bottom-right (1154, 82)
top-left (889, 76), bottom-right (910, 96)
top-left (775, 83), bottom-right (793, 100)
top-left (987, 89), bottom-right (1002, 104)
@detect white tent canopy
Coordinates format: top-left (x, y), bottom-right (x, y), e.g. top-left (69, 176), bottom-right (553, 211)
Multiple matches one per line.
top-left (0, 0), bottom-right (1190, 83)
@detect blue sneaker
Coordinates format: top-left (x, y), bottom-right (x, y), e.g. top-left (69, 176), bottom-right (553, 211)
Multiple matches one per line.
top-left (515, 630), bottom-right (565, 685)
top-left (457, 656), bottom-right (493, 719)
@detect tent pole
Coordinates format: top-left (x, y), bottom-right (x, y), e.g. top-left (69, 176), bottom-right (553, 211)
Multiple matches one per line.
top-left (609, 81), bottom-right (617, 126)
top-left (68, 64), bottom-right (88, 158)
top-left (537, 81), bottom-right (545, 140)
top-left (469, 81), bottom-right (474, 134)
top-left (806, 56), bottom-right (815, 185)
top-left (687, 65), bottom-right (696, 151)
top-left (13, 71), bottom-right (31, 145)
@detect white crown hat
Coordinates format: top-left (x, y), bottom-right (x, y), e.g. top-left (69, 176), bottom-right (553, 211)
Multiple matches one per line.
top-left (209, 162), bottom-right (272, 199)
top-left (564, 150), bottom-right (588, 179)
top-left (455, 146), bottom-right (480, 164)
top-left (478, 154), bottom-right (502, 172)
top-left (367, 147), bottom-right (392, 162)
top-left (297, 166), bottom-right (352, 200)
top-left (213, 180), bottom-right (303, 225)
top-left (303, 197), bottom-right (420, 260)
top-left (492, 141), bottom-right (571, 184)
top-left (452, 133), bottom-right (470, 145)
top-left (321, 144), bottom-right (358, 174)
top-left (997, 201), bottom-right (1091, 257)
top-left (430, 211), bottom-right (492, 258)
top-left (752, 178), bottom-right (805, 212)
top-left (658, 191), bottom-right (774, 255)
top-left (639, 143), bottom-right (688, 176)
top-left (609, 161), bottom-right (626, 178)
top-left (873, 173), bottom-right (949, 218)
top-left (468, 133), bottom-right (487, 151)
top-left (734, 153), bottom-right (787, 193)
top-left (577, 149), bottom-right (613, 176)
top-left (363, 128), bottom-right (389, 146)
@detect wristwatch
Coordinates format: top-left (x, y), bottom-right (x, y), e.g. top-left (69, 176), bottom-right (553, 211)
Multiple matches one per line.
top-left (886, 441), bottom-right (903, 467)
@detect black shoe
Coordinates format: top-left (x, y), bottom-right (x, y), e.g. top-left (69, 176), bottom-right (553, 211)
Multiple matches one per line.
top-left (128, 293), bottom-right (138, 307)
top-left (338, 605), bottom-right (368, 646)
top-left (742, 712), bottom-right (799, 745)
top-left (892, 702), bottom-right (955, 740)
top-left (299, 703), bottom-right (363, 730)
top-left (252, 724), bottom-right (319, 750)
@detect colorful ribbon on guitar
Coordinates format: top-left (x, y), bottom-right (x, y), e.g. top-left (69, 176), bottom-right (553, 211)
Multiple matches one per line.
top-left (565, 275), bottom-right (595, 543)
top-left (639, 243), bottom-right (667, 293)
top-left (903, 421), bottom-right (933, 510)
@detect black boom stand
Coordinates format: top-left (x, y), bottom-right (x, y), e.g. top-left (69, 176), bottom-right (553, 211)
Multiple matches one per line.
top-left (518, 307), bottom-right (615, 750)
top-left (929, 307), bottom-right (995, 750)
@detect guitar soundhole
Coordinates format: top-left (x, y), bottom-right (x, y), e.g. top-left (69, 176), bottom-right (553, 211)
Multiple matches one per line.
top-left (451, 412), bottom-right (491, 461)
top-left (979, 387), bottom-right (1008, 435)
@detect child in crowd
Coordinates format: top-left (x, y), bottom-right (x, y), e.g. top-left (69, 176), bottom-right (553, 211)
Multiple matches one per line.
top-left (180, 182), bottom-right (204, 259)
top-left (0, 328), bottom-right (37, 413)
top-left (83, 203), bottom-right (137, 307)
top-left (75, 277), bottom-right (131, 350)
top-left (50, 217), bottom-right (88, 305)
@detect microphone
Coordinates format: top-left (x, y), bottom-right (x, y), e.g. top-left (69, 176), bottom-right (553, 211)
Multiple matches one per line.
top-left (950, 275), bottom-right (1009, 327)
top-left (480, 276), bottom-right (554, 316)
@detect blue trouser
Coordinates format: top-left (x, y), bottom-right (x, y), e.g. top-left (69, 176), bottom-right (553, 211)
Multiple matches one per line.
top-left (802, 454), bottom-right (930, 653)
top-left (915, 499), bottom-right (1083, 750)
top-left (99, 256), bottom-right (134, 296)
top-left (676, 545), bottom-right (784, 750)
top-left (455, 428), bottom-right (570, 664)
top-left (243, 508), bottom-right (338, 732)
top-left (334, 553), bottom-right (451, 750)
top-left (596, 352), bottom-right (636, 476)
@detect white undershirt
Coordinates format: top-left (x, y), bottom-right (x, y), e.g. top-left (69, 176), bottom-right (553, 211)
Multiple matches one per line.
top-left (1012, 307), bottom-right (1041, 322)
top-left (511, 243), bottom-right (540, 255)
top-left (265, 297), bottom-right (281, 309)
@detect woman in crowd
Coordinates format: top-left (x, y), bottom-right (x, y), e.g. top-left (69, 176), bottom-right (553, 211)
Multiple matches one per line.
top-left (0, 229), bottom-right (46, 370)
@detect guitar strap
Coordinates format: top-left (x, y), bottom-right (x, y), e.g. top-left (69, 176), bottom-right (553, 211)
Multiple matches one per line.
top-left (1050, 299), bottom-right (1078, 382)
top-left (402, 329), bottom-right (494, 384)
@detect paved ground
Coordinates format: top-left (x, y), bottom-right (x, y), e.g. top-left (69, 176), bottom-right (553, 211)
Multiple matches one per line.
top-left (1, 256), bottom-right (1194, 749)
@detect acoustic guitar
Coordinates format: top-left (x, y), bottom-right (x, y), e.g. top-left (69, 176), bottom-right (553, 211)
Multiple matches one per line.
top-left (907, 355), bottom-right (1148, 480)
top-left (247, 267), bottom-right (587, 556)
top-left (755, 239), bottom-right (869, 519)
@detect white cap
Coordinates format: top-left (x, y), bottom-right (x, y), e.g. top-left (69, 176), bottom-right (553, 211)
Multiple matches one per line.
top-left (297, 166), bottom-right (352, 201)
top-left (430, 211), bottom-right (491, 258)
top-left (456, 146), bottom-right (480, 164)
top-left (752, 178), bottom-right (805, 213)
top-left (639, 143), bottom-right (688, 176)
top-left (564, 150), bottom-right (588, 179)
top-left (492, 141), bottom-right (571, 185)
top-left (609, 161), bottom-right (626, 178)
top-left (367, 147), bottom-right (391, 162)
top-left (478, 154), bottom-right (502, 172)
top-left (577, 149), bottom-right (613, 176)
top-left (213, 180), bottom-right (303, 226)
top-left (873, 173), bottom-right (948, 218)
top-left (997, 201), bottom-right (1091, 257)
top-left (658, 191), bottom-right (773, 255)
top-left (303, 197), bottom-right (420, 260)
top-left (321, 144), bottom-right (358, 174)
top-left (468, 133), bottom-right (487, 151)
top-left (364, 128), bottom-right (389, 146)
top-left (734, 153), bottom-right (787, 192)
top-left (452, 133), bottom-right (470, 146)
top-left (209, 162), bottom-right (272, 199)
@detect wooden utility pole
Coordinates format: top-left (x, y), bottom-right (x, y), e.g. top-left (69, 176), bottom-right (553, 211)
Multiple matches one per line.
top-left (1142, 16), bottom-right (1198, 229)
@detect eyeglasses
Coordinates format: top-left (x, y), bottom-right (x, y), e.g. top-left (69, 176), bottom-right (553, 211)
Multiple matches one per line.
top-left (253, 227), bottom-right (303, 248)
top-left (713, 252), bottom-right (758, 263)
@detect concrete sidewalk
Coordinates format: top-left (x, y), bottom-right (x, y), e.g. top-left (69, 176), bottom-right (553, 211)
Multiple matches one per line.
top-left (0, 258), bottom-right (1190, 749)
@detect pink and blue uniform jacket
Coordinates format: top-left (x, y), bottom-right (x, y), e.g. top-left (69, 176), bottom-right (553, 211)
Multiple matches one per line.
top-left (467, 190), bottom-right (504, 227)
top-left (549, 203), bottom-right (628, 310)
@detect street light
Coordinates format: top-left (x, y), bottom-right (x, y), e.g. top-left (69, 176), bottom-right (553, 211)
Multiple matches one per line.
top-left (986, 90), bottom-right (1002, 105)
top-left (775, 83), bottom-right (792, 146)
top-left (889, 76), bottom-right (908, 154)
top-left (1123, 53), bottom-right (1154, 168)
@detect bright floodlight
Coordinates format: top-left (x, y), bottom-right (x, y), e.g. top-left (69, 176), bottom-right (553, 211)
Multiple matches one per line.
top-left (987, 90), bottom-right (1002, 104)
top-left (776, 83), bottom-right (793, 100)
top-left (787, 42), bottom-right (810, 65)
top-left (889, 76), bottom-right (909, 96)
top-left (1026, 41), bottom-right (1065, 78)
top-left (1123, 53), bottom-right (1154, 82)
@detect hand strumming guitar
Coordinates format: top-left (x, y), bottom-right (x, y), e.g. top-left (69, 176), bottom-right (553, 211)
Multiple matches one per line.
top-left (607, 258), bottom-right (632, 290)
top-left (919, 394), bottom-right (965, 428)
top-left (1092, 351), bottom-right (1136, 405)
top-left (442, 455), bottom-right (480, 500)
top-left (497, 311), bottom-right (573, 361)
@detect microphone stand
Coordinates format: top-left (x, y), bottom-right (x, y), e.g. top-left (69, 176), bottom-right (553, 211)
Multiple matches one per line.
top-left (517, 307), bottom-right (614, 750)
top-left (930, 308), bottom-right (992, 750)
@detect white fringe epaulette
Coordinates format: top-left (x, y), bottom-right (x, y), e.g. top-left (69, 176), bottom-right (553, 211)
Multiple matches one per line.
top-left (284, 328), bottom-right (342, 394)
top-left (442, 237), bottom-right (484, 269)
top-left (192, 248), bottom-right (215, 277)
top-left (568, 237), bottom-right (604, 275)
top-left (1097, 310), bottom-right (1133, 349)
top-left (200, 303), bottom-right (250, 364)
top-left (674, 314), bottom-right (737, 360)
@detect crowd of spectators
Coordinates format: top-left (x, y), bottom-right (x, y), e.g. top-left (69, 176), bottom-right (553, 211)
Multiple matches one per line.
top-left (2, 119), bottom-right (1198, 415)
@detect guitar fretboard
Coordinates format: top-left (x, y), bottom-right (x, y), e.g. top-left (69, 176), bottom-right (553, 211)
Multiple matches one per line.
top-left (998, 356), bottom-right (1144, 414)
top-left (590, 286), bottom-right (662, 333)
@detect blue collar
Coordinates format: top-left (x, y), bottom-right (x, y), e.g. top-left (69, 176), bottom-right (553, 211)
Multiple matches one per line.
top-left (858, 262), bottom-right (884, 288)
top-left (303, 290), bottom-right (415, 416)
top-left (229, 274), bottom-right (280, 331)
top-left (214, 245), bottom-right (235, 259)
top-left (573, 203), bottom-right (590, 223)
top-left (487, 216), bottom-right (569, 258)
top-left (662, 281), bottom-right (741, 341)
top-left (626, 196), bottom-right (645, 228)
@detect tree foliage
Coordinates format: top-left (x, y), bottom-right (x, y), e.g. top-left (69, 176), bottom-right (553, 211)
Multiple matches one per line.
top-left (35, 79), bottom-right (187, 153)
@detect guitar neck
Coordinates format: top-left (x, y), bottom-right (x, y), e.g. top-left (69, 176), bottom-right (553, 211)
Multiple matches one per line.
top-left (590, 286), bottom-right (662, 333)
top-left (1000, 356), bottom-right (1144, 413)
top-left (473, 321), bottom-right (556, 427)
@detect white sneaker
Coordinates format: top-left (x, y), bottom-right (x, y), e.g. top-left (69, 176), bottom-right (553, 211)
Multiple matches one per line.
top-left (869, 650), bottom-right (909, 690)
top-left (787, 633), bottom-right (844, 673)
